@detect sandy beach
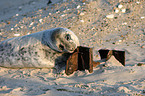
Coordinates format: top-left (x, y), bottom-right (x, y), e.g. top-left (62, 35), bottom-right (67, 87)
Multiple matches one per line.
top-left (0, 0), bottom-right (145, 95)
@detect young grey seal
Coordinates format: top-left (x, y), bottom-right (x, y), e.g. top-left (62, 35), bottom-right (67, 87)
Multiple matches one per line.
top-left (0, 27), bottom-right (80, 68)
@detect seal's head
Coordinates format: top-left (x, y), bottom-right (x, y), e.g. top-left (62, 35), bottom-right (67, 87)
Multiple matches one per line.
top-left (48, 27), bottom-right (80, 53)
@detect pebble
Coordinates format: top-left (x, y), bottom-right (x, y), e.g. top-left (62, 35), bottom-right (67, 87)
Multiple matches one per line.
top-left (80, 20), bottom-right (84, 23)
top-left (118, 40), bottom-right (122, 42)
top-left (39, 19), bottom-right (43, 23)
top-left (14, 34), bottom-right (20, 37)
top-left (7, 21), bottom-right (10, 24)
top-left (115, 9), bottom-right (119, 13)
top-left (16, 14), bottom-right (19, 16)
top-left (141, 17), bottom-right (144, 19)
top-left (80, 12), bottom-right (85, 16)
top-left (77, 5), bottom-right (81, 9)
top-left (106, 14), bottom-right (114, 19)
top-left (32, 27), bottom-right (35, 30)
top-left (11, 28), bottom-right (14, 31)
top-left (121, 8), bottom-right (126, 13)
top-left (118, 4), bottom-right (123, 9)
top-left (122, 22), bottom-right (127, 25)
top-left (30, 22), bottom-right (34, 26)
top-left (20, 26), bottom-right (24, 29)
top-left (27, 33), bottom-right (30, 35)
top-left (18, 6), bottom-right (22, 10)
top-left (61, 14), bottom-right (65, 17)
top-left (141, 45), bottom-right (145, 48)
top-left (136, 1), bottom-right (140, 4)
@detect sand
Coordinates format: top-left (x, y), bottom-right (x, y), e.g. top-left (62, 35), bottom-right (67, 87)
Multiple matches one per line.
top-left (0, 0), bottom-right (145, 95)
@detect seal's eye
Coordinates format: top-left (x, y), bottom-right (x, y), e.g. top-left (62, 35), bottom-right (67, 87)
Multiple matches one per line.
top-left (59, 44), bottom-right (64, 50)
top-left (65, 34), bottom-right (71, 41)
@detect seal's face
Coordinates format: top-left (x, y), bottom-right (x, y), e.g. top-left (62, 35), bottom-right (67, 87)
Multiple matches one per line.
top-left (51, 28), bottom-right (80, 53)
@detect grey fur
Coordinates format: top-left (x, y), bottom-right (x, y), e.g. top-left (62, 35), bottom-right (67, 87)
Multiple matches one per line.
top-left (0, 27), bottom-right (80, 68)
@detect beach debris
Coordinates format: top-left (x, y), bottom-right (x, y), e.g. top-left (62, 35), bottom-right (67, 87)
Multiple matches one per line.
top-left (65, 46), bottom-right (99, 75)
top-left (106, 14), bottom-right (114, 19)
top-left (66, 47), bottom-right (126, 75)
top-left (98, 49), bottom-right (125, 66)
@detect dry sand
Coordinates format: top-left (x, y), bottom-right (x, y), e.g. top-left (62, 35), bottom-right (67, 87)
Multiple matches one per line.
top-left (0, 0), bottom-right (145, 95)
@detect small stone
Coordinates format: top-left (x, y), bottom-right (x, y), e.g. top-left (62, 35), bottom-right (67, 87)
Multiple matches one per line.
top-left (82, 0), bottom-right (86, 3)
top-left (122, 22), bottom-right (127, 25)
top-left (61, 14), bottom-right (65, 17)
top-left (106, 14), bottom-right (114, 19)
top-left (32, 27), bottom-right (35, 30)
top-left (120, 35), bottom-right (124, 37)
top-left (115, 9), bottom-right (119, 13)
top-left (118, 40), bottom-right (122, 42)
top-left (16, 14), bottom-right (19, 16)
top-left (39, 19), bottom-right (43, 23)
top-left (118, 4), bottom-right (123, 9)
top-left (80, 12), bottom-right (85, 16)
top-left (19, 6), bottom-right (22, 9)
top-left (136, 1), bottom-right (140, 4)
top-left (20, 26), bottom-right (24, 29)
top-left (141, 45), bottom-right (145, 48)
top-left (80, 20), bottom-right (84, 23)
top-left (27, 33), bottom-right (30, 35)
top-left (14, 34), bottom-right (20, 37)
top-left (30, 22), bottom-right (34, 26)
top-left (77, 5), bottom-right (80, 9)
top-left (11, 28), bottom-right (14, 30)
top-left (121, 8), bottom-right (126, 13)
top-left (7, 21), bottom-right (10, 24)
top-left (18, 6), bottom-right (22, 10)
top-left (141, 17), bottom-right (144, 19)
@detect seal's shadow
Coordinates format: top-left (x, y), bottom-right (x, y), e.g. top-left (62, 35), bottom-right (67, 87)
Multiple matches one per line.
top-left (54, 53), bottom-right (72, 73)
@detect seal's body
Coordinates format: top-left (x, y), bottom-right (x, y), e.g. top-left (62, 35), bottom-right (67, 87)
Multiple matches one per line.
top-left (0, 28), bottom-right (80, 68)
